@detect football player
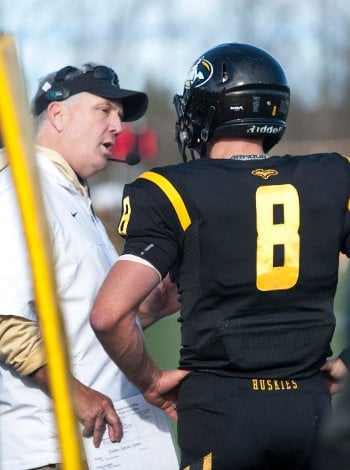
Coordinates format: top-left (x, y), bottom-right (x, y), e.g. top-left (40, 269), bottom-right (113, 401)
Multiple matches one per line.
top-left (91, 43), bottom-right (350, 469)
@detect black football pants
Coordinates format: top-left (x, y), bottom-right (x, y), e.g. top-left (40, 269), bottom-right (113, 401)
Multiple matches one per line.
top-left (177, 372), bottom-right (331, 470)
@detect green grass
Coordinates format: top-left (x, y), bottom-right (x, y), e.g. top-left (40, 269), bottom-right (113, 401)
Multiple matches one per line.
top-left (144, 313), bottom-right (181, 370)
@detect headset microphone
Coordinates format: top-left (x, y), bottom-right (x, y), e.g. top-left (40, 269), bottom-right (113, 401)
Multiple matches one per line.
top-left (108, 152), bottom-right (141, 165)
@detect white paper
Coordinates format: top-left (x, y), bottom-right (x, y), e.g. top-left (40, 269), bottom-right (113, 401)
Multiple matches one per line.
top-left (82, 394), bottom-right (179, 470)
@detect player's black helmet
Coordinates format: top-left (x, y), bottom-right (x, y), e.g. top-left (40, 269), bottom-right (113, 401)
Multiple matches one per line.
top-left (173, 43), bottom-right (290, 161)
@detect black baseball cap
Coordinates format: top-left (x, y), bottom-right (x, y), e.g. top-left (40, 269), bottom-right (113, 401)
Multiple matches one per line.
top-left (33, 63), bottom-right (148, 121)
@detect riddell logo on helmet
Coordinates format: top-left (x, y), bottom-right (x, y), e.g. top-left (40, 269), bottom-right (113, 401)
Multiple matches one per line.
top-left (247, 125), bottom-right (283, 135)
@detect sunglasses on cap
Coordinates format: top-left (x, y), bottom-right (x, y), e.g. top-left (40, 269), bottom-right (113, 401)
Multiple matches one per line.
top-left (33, 62), bottom-right (148, 121)
top-left (52, 63), bottom-right (120, 86)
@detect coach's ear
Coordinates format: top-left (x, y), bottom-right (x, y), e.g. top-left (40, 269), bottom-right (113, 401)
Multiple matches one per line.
top-left (46, 101), bottom-right (65, 132)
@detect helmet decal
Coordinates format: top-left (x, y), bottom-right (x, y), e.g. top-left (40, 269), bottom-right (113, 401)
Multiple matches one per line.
top-left (185, 57), bottom-right (213, 89)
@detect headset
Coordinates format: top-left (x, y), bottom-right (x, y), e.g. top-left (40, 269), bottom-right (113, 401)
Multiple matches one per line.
top-left (44, 66), bottom-right (80, 102)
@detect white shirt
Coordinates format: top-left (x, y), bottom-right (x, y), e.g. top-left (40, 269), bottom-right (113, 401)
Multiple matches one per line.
top-left (0, 150), bottom-right (138, 469)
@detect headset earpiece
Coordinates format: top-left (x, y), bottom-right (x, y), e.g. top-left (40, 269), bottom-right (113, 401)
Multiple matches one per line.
top-left (45, 65), bottom-right (79, 103)
top-left (45, 86), bottom-right (70, 102)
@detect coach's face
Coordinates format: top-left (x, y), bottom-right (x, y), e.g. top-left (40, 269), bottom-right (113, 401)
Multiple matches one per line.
top-left (61, 92), bottom-right (123, 178)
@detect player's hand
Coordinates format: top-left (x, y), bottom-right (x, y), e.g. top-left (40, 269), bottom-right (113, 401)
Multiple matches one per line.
top-left (142, 369), bottom-right (190, 420)
top-left (73, 379), bottom-right (122, 447)
top-left (321, 357), bottom-right (349, 394)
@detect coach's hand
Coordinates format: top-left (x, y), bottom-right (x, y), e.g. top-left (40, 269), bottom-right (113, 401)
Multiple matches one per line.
top-left (74, 379), bottom-right (122, 447)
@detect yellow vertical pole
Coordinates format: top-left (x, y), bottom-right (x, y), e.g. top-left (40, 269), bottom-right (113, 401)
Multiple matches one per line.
top-left (0, 34), bottom-right (84, 469)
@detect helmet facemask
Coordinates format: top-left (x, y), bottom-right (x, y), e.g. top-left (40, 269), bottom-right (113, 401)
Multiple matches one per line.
top-left (174, 91), bottom-right (217, 161)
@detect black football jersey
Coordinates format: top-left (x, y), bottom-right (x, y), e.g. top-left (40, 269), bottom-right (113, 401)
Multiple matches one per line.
top-left (118, 153), bottom-right (350, 378)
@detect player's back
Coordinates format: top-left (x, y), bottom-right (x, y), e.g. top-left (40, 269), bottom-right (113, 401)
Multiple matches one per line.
top-left (159, 153), bottom-right (350, 377)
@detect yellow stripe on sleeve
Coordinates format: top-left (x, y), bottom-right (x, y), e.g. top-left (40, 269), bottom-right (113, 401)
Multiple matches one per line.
top-left (138, 171), bottom-right (192, 230)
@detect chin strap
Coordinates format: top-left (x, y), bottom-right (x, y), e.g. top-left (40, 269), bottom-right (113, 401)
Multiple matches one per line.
top-left (174, 93), bottom-right (191, 162)
top-left (199, 106), bottom-right (216, 157)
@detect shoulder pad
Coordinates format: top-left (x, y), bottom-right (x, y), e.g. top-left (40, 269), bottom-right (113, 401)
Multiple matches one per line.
top-left (137, 170), bottom-right (191, 230)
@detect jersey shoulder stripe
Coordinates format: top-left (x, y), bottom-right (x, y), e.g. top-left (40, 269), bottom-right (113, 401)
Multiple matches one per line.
top-left (137, 170), bottom-right (192, 230)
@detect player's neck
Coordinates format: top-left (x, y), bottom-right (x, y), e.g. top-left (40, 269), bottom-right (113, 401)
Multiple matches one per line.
top-left (208, 138), bottom-right (265, 159)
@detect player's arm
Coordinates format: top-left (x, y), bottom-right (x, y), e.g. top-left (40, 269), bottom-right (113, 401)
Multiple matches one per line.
top-left (321, 349), bottom-right (350, 394)
top-left (90, 259), bottom-right (188, 419)
top-left (115, 177), bottom-right (185, 331)
top-left (91, 179), bottom-right (190, 416)
top-left (118, 256), bottom-right (180, 329)
top-left (137, 274), bottom-right (180, 329)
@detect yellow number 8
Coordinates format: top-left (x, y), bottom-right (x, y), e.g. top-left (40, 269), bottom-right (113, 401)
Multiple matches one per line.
top-left (118, 196), bottom-right (131, 236)
top-left (256, 184), bottom-right (300, 291)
